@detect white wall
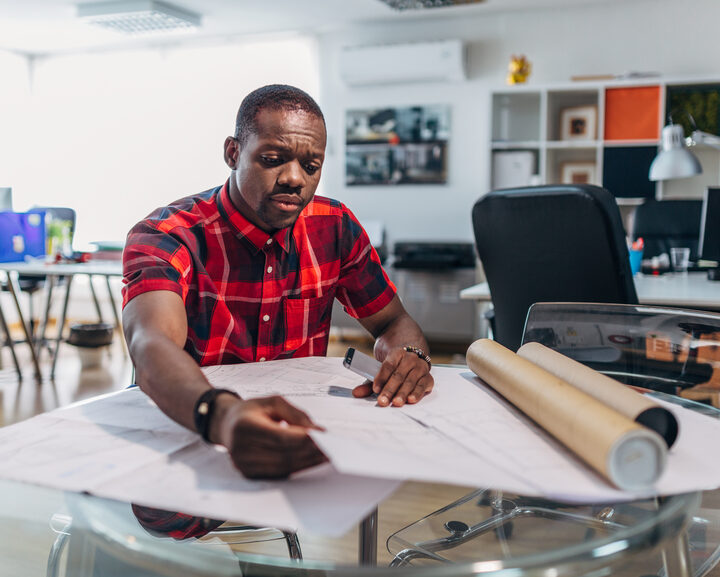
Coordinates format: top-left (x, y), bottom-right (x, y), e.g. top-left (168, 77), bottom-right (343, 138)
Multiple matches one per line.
top-left (0, 50), bottom-right (32, 198)
top-left (318, 0), bottom-right (720, 248)
top-left (4, 36), bottom-right (319, 247)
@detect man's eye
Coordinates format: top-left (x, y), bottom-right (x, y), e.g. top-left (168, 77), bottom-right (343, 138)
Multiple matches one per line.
top-left (304, 164), bottom-right (320, 175)
top-left (261, 156), bottom-right (282, 166)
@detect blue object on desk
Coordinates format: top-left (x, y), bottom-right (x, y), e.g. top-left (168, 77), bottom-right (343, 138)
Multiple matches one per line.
top-left (629, 248), bottom-right (643, 276)
top-left (0, 211), bottom-right (46, 262)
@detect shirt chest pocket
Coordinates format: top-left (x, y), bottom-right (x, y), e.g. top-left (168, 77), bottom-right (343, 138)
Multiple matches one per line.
top-left (283, 293), bottom-right (334, 353)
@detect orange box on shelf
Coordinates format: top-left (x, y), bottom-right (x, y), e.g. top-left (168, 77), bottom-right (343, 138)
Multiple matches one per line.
top-left (604, 86), bottom-right (661, 141)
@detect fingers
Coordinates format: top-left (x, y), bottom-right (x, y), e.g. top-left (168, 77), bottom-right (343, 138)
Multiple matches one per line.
top-left (262, 395), bottom-right (324, 431)
top-left (372, 349), bottom-right (433, 407)
top-left (223, 396), bottom-right (328, 479)
top-left (352, 380), bottom-right (374, 398)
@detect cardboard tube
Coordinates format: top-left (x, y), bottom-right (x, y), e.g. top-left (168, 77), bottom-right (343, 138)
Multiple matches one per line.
top-left (517, 342), bottom-right (678, 448)
top-left (466, 339), bottom-right (667, 491)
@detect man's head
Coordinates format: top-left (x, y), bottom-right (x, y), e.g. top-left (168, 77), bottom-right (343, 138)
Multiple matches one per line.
top-left (233, 84), bottom-right (325, 147)
top-left (224, 85), bottom-right (327, 234)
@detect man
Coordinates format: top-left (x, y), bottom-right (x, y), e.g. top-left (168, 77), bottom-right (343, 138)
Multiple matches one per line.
top-left (122, 84), bottom-right (433, 479)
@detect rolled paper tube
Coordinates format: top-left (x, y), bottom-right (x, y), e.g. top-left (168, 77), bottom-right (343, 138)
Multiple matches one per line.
top-left (466, 339), bottom-right (667, 491)
top-left (517, 342), bottom-right (679, 448)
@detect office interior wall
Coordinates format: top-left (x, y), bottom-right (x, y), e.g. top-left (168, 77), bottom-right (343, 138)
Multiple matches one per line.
top-left (1, 37), bottom-right (319, 248)
top-left (0, 51), bottom-right (32, 197)
top-left (318, 0), bottom-right (720, 248)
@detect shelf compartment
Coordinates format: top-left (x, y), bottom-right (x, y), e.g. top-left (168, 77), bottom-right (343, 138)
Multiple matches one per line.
top-left (492, 93), bottom-right (541, 142)
top-left (547, 148), bottom-right (599, 186)
top-left (546, 90), bottom-right (599, 141)
top-left (604, 86), bottom-right (661, 141)
top-left (602, 146), bottom-right (657, 199)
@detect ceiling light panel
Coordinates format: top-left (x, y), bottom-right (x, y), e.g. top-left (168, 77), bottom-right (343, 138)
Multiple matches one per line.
top-left (77, 0), bottom-right (201, 35)
top-left (378, 0), bottom-right (486, 10)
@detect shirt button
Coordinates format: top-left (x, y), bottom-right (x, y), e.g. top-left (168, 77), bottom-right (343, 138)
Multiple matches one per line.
top-left (266, 266), bottom-right (273, 274)
top-left (263, 314), bottom-right (270, 322)
top-left (266, 239), bottom-right (272, 245)
top-left (259, 357), bottom-right (266, 362)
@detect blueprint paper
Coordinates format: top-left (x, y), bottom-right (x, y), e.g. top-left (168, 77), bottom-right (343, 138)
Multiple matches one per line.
top-left (0, 356), bottom-right (718, 538)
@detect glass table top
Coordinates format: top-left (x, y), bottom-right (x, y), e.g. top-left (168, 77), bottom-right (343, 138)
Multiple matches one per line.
top-left (2, 356), bottom-right (719, 576)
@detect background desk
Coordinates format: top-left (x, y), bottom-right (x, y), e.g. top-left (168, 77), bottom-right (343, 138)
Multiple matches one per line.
top-left (460, 271), bottom-right (720, 311)
top-left (0, 260), bottom-right (123, 380)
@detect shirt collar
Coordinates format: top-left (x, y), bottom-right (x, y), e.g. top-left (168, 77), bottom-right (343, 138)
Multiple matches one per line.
top-left (218, 180), bottom-right (292, 253)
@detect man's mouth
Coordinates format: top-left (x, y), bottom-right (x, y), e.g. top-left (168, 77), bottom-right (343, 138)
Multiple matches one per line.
top-left (270, 194), bottom-right (302, 211)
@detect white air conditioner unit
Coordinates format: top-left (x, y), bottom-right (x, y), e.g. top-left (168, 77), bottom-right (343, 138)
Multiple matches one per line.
top-left (339, 40), bottom-right (466, 86)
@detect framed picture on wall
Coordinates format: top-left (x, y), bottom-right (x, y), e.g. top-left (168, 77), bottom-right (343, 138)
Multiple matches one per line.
top-left (345, 104), bottom-right (450, 185)
top-left (561, 161), bottom-right (597, 185)
top-left (560, 105), bottom-right (598, 141)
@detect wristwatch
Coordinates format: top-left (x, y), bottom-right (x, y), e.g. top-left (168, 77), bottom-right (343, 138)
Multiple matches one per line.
top-left (193, 388), bottom-right (240, 443)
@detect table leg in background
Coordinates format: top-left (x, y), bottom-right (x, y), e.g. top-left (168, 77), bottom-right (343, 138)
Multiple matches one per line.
top-left (359, 507), bottom-right (378, 566)
top-left (0, 299), bottom-right (22, 378)
top-left (105, 275), bottom-right (126, 355)
top-left (88, 275), bottom-right (104, 322)
top-left (37, 275), bottom-right (57, 360)
top-left (51, 274), bottom-right (74, 381)
top-left (3, 271), bottom-right (42, 381)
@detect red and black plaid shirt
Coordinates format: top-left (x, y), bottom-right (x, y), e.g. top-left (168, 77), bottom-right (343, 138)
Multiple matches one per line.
top-left (122, 181), bottom-right (395, 365)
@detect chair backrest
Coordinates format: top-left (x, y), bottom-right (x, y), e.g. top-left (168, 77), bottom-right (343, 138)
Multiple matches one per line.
top-left (631, 199), bottom-right (702, 261)
top-left (472, 184), bottom-right (638, 352)
top-left (31, 206), bottom-right (77, 243)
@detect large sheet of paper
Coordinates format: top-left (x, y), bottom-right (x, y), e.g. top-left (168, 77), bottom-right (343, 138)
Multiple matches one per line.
top-left (0, 382), bottom-right (399, 537)
top-left (204, 357), bottom-right (720, 501)
top-left (0, 356), bottom-right (719, 538)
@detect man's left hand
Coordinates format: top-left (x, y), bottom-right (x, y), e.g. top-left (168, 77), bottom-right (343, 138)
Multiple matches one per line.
top-left (351, 347), bottom-right (433, 407)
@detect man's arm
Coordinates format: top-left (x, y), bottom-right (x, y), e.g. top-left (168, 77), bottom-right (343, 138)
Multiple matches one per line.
top-left (123, 290), bottom-right (327, 478)
top-left (353, 295), bottom-right (434, 407)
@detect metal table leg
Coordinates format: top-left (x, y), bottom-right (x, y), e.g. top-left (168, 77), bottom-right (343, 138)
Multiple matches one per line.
top-left (662, 531), bottom-right (692, 577)
top-left (37, 275), bottom-right (57, 360)
top-left (50, 274), bottom-right (74, 381)
top-left (0, 299), bottom-right (22, 379)
top-left (4, 271), bottom-right (42, 381)
top-left (359, 507), bottom-right (378, 566)
top-left (105, 275), bottom-right (126, 355)
top-left (88, 275), bottom-right (103, 323)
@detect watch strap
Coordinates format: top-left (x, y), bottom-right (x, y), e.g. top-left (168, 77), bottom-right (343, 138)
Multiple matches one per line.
top-left (193, 388), bottom-right (240, 443)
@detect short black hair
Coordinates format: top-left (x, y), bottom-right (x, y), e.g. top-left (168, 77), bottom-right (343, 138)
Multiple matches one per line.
top-left (234, 84), bottom-right (325, 146)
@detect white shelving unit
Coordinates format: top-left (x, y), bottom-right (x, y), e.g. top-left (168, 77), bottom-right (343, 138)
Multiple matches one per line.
top-left (488, 76), bottom-right (720, 206)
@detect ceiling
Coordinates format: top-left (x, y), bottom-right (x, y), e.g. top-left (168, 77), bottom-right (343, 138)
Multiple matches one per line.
top-left (0, 0), bottom-right (626, 57)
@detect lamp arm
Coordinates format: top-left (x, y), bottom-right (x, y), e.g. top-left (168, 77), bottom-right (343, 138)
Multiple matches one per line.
top-left (690, 129), bottom-right (720, 150)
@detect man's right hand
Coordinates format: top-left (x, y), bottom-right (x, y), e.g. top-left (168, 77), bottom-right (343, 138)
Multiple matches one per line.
top-left (209, 394), bottom-right (328, 479)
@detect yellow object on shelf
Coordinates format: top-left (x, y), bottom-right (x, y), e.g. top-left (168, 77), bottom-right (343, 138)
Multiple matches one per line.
top-left (507, 54), bottom-right (531, 85)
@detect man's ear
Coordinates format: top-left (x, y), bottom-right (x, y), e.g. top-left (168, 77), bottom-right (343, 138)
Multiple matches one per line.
top-left (223, 136), bottom-right (239, 169)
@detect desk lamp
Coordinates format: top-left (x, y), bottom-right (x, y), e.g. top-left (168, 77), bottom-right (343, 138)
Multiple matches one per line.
top-left (649, 124), bottom-right (702, 181)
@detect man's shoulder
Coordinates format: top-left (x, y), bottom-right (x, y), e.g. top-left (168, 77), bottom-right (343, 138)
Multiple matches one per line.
top-left (141, 186), bottom-right (222, 232)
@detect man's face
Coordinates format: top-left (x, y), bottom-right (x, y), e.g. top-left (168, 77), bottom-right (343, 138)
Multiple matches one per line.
top-left (225, 108), bottom-right (326, 233)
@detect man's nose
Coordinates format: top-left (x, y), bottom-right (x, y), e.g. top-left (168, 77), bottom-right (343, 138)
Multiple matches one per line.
top-left (277, 160), bottom-right (305, 189)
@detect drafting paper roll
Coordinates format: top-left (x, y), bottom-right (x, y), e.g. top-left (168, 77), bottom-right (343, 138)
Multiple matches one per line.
top-left (466, 339), bottom-right (667, 491)
top-left (517, 342), bottom-right (679, 448)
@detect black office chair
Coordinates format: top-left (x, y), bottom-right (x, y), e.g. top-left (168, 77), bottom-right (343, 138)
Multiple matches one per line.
top-left (472, 184), bottom-right (638, 351)
top-left (631, 199), bottom-right (703, 261)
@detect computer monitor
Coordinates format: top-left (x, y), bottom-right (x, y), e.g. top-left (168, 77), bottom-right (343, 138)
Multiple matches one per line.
top-left (0, 187), bottom-right (12, 211)
top-left (699, 187), bottom-right (720, 263)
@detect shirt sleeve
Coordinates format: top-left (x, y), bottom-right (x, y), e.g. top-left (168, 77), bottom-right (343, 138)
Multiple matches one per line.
top-left (335, 206), bottom-right (396, 318)
top-left (122, 220), bottom-right (194, 308)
